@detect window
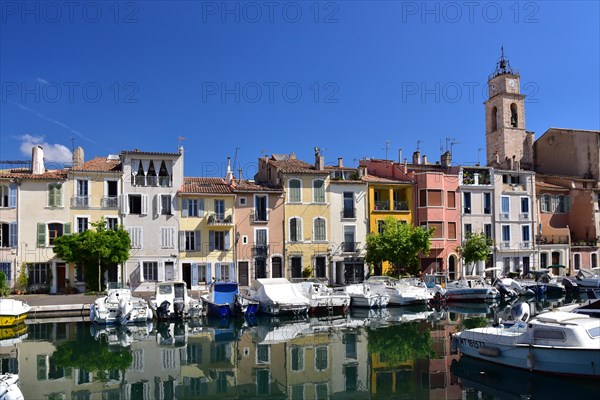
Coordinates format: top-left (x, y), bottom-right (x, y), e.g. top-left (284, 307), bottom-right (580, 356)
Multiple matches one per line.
top-left (290, 218), bottom-right (302, 242)
top-left (592, 254), bottom-right (598, 269)
top-left (0, 222), bottom-right (17, 248)
top-left (510, 103), bottom-right (518, 127)
top-left (573, 254), bottom-right (581, 271)
top-left (463, 192), bottom-right (471, 214)
top-left (182, 198), bottom-right (203, 217)
top-left (160, 227), bottom-right (175, 249)
top-left (77, 217), bottom-right (88, 233)
top-left (106, 217), bottom-right (118, 230)
top-left (158, 161), bottom-right (170, 187)
top-left (463, 223), bottom-right (472, 235)
top-left (313, 218), bottom-right (326, 241)
top-left (315, 346), bottom-right (328, 371)
top-left (291, 257), bottom-right (302, 278)
top-left (484, 224), bottom-right (493, 240)
top-left (161, 195), bottom-right (172, 215)
top-left (447, 222), bottom-right (456, 240)
top-left (343, 192), bottom-right (355, 218)
top-left (541, 194), bottom-right (550, 212)
top-left (422, 222), bottom-right (443, 239)
top-left (291, 385), bottom-right (304, 400)
top-left (209, 230), bottom-right (230, 251)
top-left (0, 263), bottom-right (11, 281)
top-left (377, 220), bottom-right (385, 234)
top-left (288, 179), bottom-right (301, 203)
top-left (315, 256), bottom-right (326, 278)
top-left (239, 197), bottom-right (247, 205)
top-left (254, 195), bottom-right (268, 221)
top-left (48, 223), bottom-right (64, 245)
top-left (420, 189), bottom-right (442, 207)
top-left (143, 261), bottom-right (158, 281)
top-left (491, 106), bottom-right (498, 131)
top-left (217, 263), bottom-right (231, 281)
top-left (501, 196), bottom-right (510, 215)
top-left (291, 347), bottom-right (304, 371)
top-left (256, 344), bottom-right (270, 364)
top-left (127, 227), bottom-right (143, 249)
top-left (129, 195), bottom-right (142, 215)
top-left (48, 183), bottom-right (63, 207)
top-left (502, 225), bottom-right (511, 242)
top-left (315, 384), bottom-right (328, 400)
top-left (181, 231), bottom-right (199, 251)
top-left (28, 263), bottom-right (50, 285)
top-left (533, 329), bottom-right (566, 341)
top-left (343, 226), bottom-right (356, 252)
top-left (75, 179), bottom-right (89, 207)
top-left (483, 192), bottom-right (492, 214)
top-left (521, 197), bottom-right (529, 213)
top-left (214, 199), bottom-right (225, 220)
top-left (447, 191), bottom-right (456, 208)
top-left (521, 225), bottom-right (530, 242)
top-left (544, 194), bottom-right (571, 213)
top-left (540, 252), bottom-right (548, 269)
top-left (313, 180), bottom-right (325, 203)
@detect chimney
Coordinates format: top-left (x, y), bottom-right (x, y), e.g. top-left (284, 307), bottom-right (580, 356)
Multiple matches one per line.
top-left (238, 168), bottom-right (243, 181)
top-left (314, 148), bottom-right (324, 171)
top-left (289, 152), bottom-right (296, 160)
top-left (412, 150), bottom-right (421, 165)
top-left (398, 149), bottom-right (402, 163)
top-left (225, 157), bottom-right (233, 184)
top-left (73, 146), bottom-right (84, 167)
top-left (337, 157), bottom-right (343, 168)
top-left (358, 165), bottom-right (367, 178)
top-left (422, 154), bottom-right (428, 165)
top-left (32, 145), bottom-right (45, 174)
top-left (441, 151), bottom-right (451, 167)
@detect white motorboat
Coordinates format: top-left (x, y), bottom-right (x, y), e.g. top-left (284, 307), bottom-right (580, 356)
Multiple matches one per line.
top-left (434, 276), bottom-right (500, 302)
top-left (89, 284), bottom-right (152, 325)
top-left (0, 299), bottom-right (30, 327)
top-left (242, 278), bottom-right (310, 316)
top-left (344, 282), bottom-right (390, 308)
top-left (453, 311), bottom-right (600, 377)
top-left (366, 276), bottom-right (433, 306)
top-left (293, 280), bottom-right (350, 313)
top-left (574, 269), bottom-right (600, 289)
top-left (0, 373), bottom-right (23, 400)
top-left (90, 322), bottom-right (154, 347)
top-left (149, 281), bottom-right (202, 320)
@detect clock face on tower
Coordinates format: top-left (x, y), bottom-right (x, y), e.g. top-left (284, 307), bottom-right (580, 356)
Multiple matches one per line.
top-left (509, 79), bottom-right (515, 88)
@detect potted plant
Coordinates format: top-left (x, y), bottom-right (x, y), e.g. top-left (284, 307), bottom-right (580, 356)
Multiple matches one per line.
top-left (15, 263), bottom-right (29, 295)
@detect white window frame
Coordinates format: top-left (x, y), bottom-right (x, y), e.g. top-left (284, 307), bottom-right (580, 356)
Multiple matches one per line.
top-left (74, 215), bottom-right (90, 233)
top-left (313, 217), bottom-right (327, 242)
top-left (573, 253), bottom-right (581, 271)
top-left (501, 224), bottom-right (511, 243)
top-left (288, 179), bottom-right (302, 203)
top-left (160, 194), bottom-right (173, 216)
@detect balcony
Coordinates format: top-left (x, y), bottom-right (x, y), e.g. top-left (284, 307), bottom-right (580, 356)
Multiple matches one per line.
top-left (102, 196), bottom-right (119, 208)
top-left (342, 242), bottom-right (360, 253)
top-left (71, 196), bottom-right (89, 208)
top-left (341, 207), bottom-right (356, 219)
top-left (251, 209), bottom-right (269, 223)
top-left (207, 213), bottom-right (233, 225)
top-left (132, 175), bottom-right (172, 187)
top-left (519, 213), bottom-right (530, 220)
top-left (252, 245), bottom-right (269, 258)
top-left (499, 242), bottom-right (511, 249)
top-left (536, 235), bottom-right (569, 245)
top-left (500, 213), bottom-right (509, 220)
top-left (393, 201), bottom-right (408, 211)
top-left (520, 242), bottom-right (532, 249)
top-left (374, 201), bottom-right (389, 211)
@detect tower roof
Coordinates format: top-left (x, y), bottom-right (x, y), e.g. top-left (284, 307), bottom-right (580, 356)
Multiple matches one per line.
top-left (489, 46), bottom-right (519, 80)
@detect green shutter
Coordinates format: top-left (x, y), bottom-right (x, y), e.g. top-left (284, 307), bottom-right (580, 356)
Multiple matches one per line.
top-left (37, 223), bottom-right (46, 247)
top-left (64, 223), bottom-right (72, 236)
top-left (56, 184), bottom-right (63, 207)
top-left (48, 185), bottom-right (54, 207)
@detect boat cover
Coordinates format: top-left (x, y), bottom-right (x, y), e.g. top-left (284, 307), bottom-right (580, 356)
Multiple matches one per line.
top-left (251, 278), bottom-right (310, 306)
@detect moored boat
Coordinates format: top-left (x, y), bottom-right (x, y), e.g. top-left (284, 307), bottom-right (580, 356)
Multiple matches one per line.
top-left (0, 373), bottom-right (23, 400)
top-left (293, 280), bottom-right (350, 314)
top-left (437, 276), bottom-right (500, 302)
top-left (89, 283), bottom-right (152, 325)
top-left (0, 299), bottom-right (30, 327)
top-left (344, 282), bottom-right (390, 308)
top-left (366, 276), bottom-right (433, 306)
top-left (242, 278), bottom-right (310, 316)
top-left (452, 311), bottom-right (600, 377)
top-left (201, 281), bottom-right (258, 318)
top-left (149, 281), bottom-right (202, 320)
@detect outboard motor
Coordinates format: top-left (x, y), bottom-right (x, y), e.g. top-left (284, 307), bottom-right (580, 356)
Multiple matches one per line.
top-left (510, 302), bottom-right (530, 323)
top-left (173, 301), bottom-right (185, 319)
top-left (562, 277), bottom-right (579, 294)
top-left (157, 300), bottom-right (171, 320)
top-left (493, 278), bottom-right (512, 298)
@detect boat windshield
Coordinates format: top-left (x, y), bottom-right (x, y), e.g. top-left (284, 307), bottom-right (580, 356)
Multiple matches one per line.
top-left (158, 285), bottom-right (173, 295)
top-left (587, 326), bottom-right (600, 338)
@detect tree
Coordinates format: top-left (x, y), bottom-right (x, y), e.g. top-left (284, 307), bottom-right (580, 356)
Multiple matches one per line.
top-left (367, 322), bottom-right (435, 365)
top-left (456, 232), bottom-right (493, 275)
top-left (53, 218), bottom-right (130, 292)
top-left (366, 217), bottom-right (433, 276)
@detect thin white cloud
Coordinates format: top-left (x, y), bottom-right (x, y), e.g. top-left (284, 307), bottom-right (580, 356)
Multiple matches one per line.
top-left (37, 77), bottom-right (49, 84)
top-left (19, 134), bottom-right (72, 163)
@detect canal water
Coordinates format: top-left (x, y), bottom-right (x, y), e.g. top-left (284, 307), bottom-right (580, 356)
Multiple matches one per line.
top-left (4, 299), bottom-right (599, 399)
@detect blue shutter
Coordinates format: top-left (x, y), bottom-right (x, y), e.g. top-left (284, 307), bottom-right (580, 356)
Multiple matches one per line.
top-left (9, 222), bottom-right (17, 248)
top-left (209, 231), bottom-right (215, 251)
top-left (215, 262), bottom-right (221, 281)
top-left (191, 263), bottom-right (198, 286)
top-left (182, 199), bottom-right (189, 217)
top-left (179, 231), bottom-right (185, 251)
top-left (195, 230), bottom-right (201, 252)
top-left (224, 231), bottom-right (231, 251)
top-left (229, 264), bottom-right (236, 282)
top-left (8, 185), bottom-right (16, 208)
top-left (206, 263), bottom-right (212, 283)
top-left (199, 199), bottom-right (205, 217)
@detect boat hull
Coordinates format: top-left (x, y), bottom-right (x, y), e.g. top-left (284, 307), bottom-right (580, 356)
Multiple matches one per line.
top-left (204, 301), bottom-right (234, 319)
top-left (0, 313), bottom-right (27, 327)
top-left (446, 289), bottom-right (499, 302)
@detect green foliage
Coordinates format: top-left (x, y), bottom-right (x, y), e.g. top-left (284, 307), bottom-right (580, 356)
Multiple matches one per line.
top-left (53, 329), bottom-right (132, 382)
top-left (366, 217), bottom-right (433, 276)
top-left (461, 316), bottom-right (489, 330)
top-left (0, 272), bottom-right (10, 297)
top-left (302, 267), bottom-right (313, 278)
top-left (53, 218), bottom-right (130, 292)
top-left (16, 264), bottom-right (28, 292)
top-left (456, 232), bottom-right (493, 274)
top-left (368, 322), bottom-right (435, 365)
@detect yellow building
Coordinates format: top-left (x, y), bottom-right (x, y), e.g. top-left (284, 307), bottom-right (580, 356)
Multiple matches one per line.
top-left (255, 152), bottom-right (330, 281)
top-left (361, 159), bottom-right (415, 275)
top-left (178, 177), bottom-right (235, 289)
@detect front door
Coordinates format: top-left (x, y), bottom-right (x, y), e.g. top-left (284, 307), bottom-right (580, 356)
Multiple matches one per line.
top-left (165, 262), bottom-right (175, 281)
top-left (272, 257), bottom-right (282, 278)
top-left (56, 264), bottom-right (66, 293)
top-left (239, 262), bottom-right (249, 286)
top-left (107, 263), bottom-right (118, 283)
top-left (183, 263), bottom-right (192, 289)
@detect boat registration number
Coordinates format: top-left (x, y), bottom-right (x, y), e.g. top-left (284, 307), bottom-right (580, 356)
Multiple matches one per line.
top-left (459, 337), bottom-right (485, 349)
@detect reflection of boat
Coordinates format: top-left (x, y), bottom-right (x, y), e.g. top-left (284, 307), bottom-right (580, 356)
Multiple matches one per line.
top-left (89, 284), bottom-right (152, 325)
top-left (149, 282), bottom-right (202, 320)
top-left (0, 324), bottom-right (27, 347)
top-left (90, 323), bottom-right (153, 347)
top-left (344, 283), bottom-right (390, 308)
top-left (451, 356), bottom-right (600, 400)
top-left (385, 306), bottom-right (433, 323)
top-left (294, 280), bottom-right (350, 313)
top-left (253, 319), bottom-right (311, 344)
top-left (242, 278), bottom-right (310, 316)
top-left (0, 299), bottom-right (30, 327)
top-left (366, 276), bottom-right (432, 306)
top-left (437, 276), bottom-right (500, 302)
top-left (156, 321), bottom-right (188, 347)
top-left (453, 311), bottom-right (600, 377)
top-left (0, 373), bottom-right (24, 400)
top-left (201, 282), bottom-right (258, 318)
top-left (445, 301), bottom-right (497, 316)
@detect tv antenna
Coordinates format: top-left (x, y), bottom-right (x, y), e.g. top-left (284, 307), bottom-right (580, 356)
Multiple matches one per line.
top-left (449, 140), bottom-right (460, 154)
top-left (477, 148), bottom-right (484, 165)
top-left (382, 140), bottom-right (390, 160)
top-left (416, 140), bottom-right (424, 152)
top-left (445, 137), bottom-right (456, 152)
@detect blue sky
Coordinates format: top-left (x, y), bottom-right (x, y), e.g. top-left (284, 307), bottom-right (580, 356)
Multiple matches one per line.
top-left (1, 1), bottom-right (599, 178)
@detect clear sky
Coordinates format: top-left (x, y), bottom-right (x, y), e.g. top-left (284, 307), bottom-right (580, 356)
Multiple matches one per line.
top-left (1, 1), bottom-right (599, 178)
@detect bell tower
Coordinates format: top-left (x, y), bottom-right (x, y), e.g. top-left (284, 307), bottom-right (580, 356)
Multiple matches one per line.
top-left (485, 48), bottom-right (533, 170)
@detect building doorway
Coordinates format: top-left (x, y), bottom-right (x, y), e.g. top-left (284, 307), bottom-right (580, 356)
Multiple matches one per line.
top-left (238, 262), bottom-right (249, 286)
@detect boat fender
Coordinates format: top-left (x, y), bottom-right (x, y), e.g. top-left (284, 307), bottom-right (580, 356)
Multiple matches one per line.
top-left (450, 335), bottom-right (458, 354)
top-left (89, 304), bottom-right (96, 322)
top-left (478, 346), bottom-right (500, 357)
top-left (527, 349), bottom-right (535, 370)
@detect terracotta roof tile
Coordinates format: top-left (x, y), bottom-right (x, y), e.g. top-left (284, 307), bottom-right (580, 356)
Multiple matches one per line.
top-left (269, 158), bottom-right (328, 174)
top-left (536, 182), bottom-right (570, 192)
top-left (71, 157), bottom-right (121, 172)
top-left (233, 180), bottom-right (283, 193)
top-left (362, 175), bottom-right (413, 184)
top-left (122, 149), bottom-right (181, 156)
top-left (0, 168), bottom-right (68, 180)
top-left (179, 177), bottom-right (233, 194)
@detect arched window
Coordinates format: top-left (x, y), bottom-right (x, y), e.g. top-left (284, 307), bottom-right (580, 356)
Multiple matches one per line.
top-left (491, 106), bottom-right (498, 131)
top-left (313, 218), bottom-right (326, 241)
top-left (510, 103), bottom-right (518, 127)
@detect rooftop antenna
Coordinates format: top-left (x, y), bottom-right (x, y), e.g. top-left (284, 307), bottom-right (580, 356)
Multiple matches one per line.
top-left (445, 137), bottom-right (456, 152)
top-left (382, 140), bottom-right (390, 160)
top-left (449, 140), bottom-right (460, 155)
top-left (233, 146), bottom-right (240, 174)
top-left (178, 136), bottom-right (186, 147)
top-left (439, 139), bottom-right (444, 156)
top-left (416, 140), bottom-right (423, 152)
top-left (70, 137), bottom-right (76, 153)
top-left (477, 148), bottom-right (484, 165)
